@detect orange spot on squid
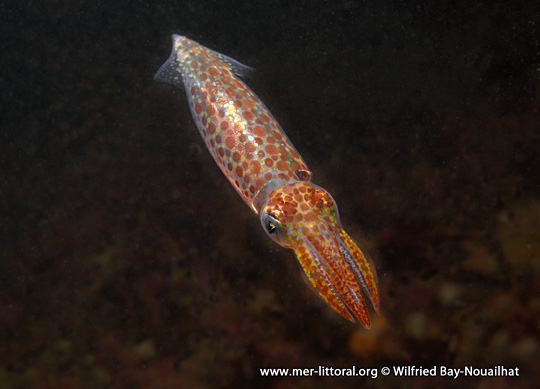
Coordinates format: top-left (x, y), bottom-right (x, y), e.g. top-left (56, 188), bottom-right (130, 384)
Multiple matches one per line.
top-left (220, 121), bottom-right (228, 131)
top-left (245, 142), bottom-right (256, 152)
top-left (253, 126), bottom-right (266, 137)
top-left (234, 122), bottom-right (244, 132)
top-left (276, 160), bottom-right (288, 171)
top-left (249, 161), bottom-right (261, 174)
top-left (265, 144), bottom-right (277, 154)
top-left (236, 166), bottom-right (244, 177)
top-left (305, 212), bottom-right (317, 223)
top-left (242, 111), bottom-right (254, 121)
top-left (233, 152), bottom-right (241, 162)
top-left (226, 137), bottom-right (235, 149)
top-left (264, 158), bottom-right (273, 167)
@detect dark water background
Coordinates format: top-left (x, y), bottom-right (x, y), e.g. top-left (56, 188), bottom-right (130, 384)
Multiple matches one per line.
top-left (1, 1), bottom-right (539, 387)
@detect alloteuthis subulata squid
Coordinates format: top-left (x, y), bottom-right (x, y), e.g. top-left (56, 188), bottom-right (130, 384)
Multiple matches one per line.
top-left (155, 35), bottom-right (379, 327)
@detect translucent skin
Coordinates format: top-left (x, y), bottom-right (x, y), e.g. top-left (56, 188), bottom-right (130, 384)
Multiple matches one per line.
top-left (155, 35), bottom-right (379, 327)
top-left (154, 35), bottom-right (310, 213)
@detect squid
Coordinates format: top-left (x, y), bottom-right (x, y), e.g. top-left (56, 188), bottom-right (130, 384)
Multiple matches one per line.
top-left (155, 35), bottom-right (379, 327)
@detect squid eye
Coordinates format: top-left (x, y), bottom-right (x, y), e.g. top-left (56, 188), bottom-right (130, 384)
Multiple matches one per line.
top-left (266, 220), bottom-right (276, 234)
top-left (263, 212), bottom-right (281, 235)
top-left (260, 210), bottom-right (288, 247)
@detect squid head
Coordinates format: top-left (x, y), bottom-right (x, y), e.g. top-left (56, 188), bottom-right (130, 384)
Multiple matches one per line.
top-left (260, 181), bottom-right (379, 327)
